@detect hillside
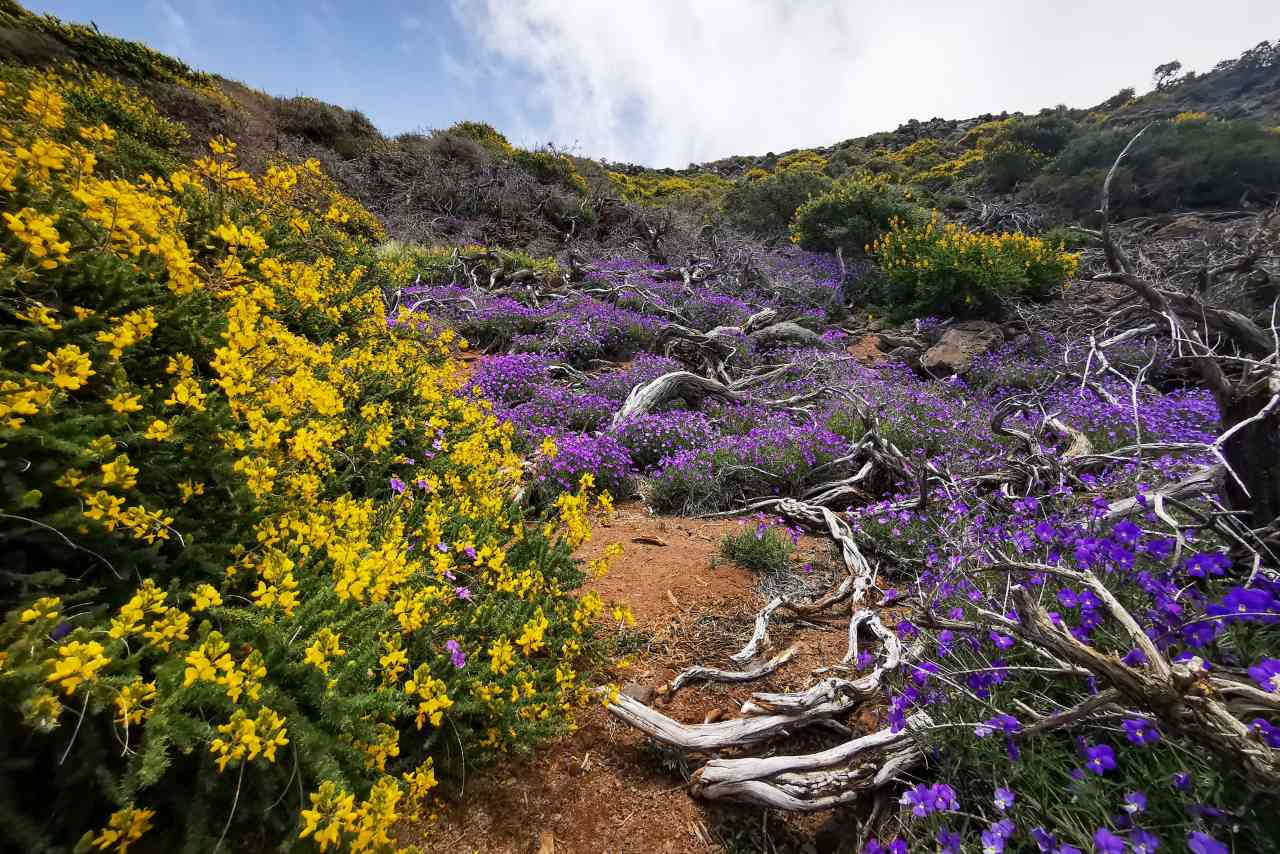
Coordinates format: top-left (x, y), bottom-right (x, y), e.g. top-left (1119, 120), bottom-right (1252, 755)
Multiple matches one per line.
top-left (1, 5), bottom-right (1279, 854)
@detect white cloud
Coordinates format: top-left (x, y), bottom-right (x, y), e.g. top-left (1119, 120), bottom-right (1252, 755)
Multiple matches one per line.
top-left (149, 1), bottom-right (194, 59)
top-left (451, 0), bottom-right (1277, 167)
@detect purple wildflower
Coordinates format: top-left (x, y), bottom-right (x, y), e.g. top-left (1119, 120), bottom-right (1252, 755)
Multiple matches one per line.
top-left (1186, 832), bottom-right (1227, 854)
top-left (1122, 791), bottom-right (1147, 814)
top-left (389, 476), bottom-right (406, 495)
top-left (1093, 828), bottom-right (1125, 854)
top-left (1131, 830), bottom-right (1160, 854)
top-left (1248, 658), bottom-right (1280, 694)
top-left (1085, 743), bottom-right (1117, 775)
top-left (994, 786), bottom-right (1016, 812)
top-left (445, 639), bottom-right (466, 668)
top-left (1122, 718), bottom-right (1161, 746)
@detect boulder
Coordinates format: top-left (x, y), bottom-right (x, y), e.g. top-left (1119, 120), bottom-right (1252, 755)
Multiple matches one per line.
top-left (919, 320), bottom-right (1005, 376)
top-left (749, 321), bottom-right (827, 350)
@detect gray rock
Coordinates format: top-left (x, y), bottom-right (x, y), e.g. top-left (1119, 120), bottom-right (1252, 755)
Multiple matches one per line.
top-left (749, 321), bottom-right (827, 349)
top-left (919, 320), bottom-right (1005, 376)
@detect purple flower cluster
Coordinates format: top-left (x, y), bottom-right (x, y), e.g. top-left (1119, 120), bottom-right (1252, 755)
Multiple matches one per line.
top-left (900, 782), bottom-right (959, 817)
top-left (528, 433), bottom-right (633, 502)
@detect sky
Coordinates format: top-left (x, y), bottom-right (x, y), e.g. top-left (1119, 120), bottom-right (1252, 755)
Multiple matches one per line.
top-left (24, 0), bottom-right (1278, 168)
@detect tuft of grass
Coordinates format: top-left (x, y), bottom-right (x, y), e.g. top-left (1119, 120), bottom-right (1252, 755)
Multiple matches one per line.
top-left (721, 527), bottom-right (794, 573)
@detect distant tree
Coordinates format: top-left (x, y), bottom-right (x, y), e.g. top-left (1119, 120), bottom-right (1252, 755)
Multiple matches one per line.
top-left (1153, 60), bottom-right (1183, 90)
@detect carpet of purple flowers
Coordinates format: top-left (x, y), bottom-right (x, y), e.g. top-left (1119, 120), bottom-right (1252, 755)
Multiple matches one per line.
top-left (410, 246), bottom-right (1278, 853)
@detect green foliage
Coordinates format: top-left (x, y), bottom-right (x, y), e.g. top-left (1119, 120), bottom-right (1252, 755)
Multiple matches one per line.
top-left (607, 169), bottom-right (731, 215)
top-left (0, 65), bottom-right (611, 854)
top-left (445, 120), bottom-right (515, 155)
top-left (512, 148), bottom-right (590, 195)
top-left (789, 177), bottom-right (927, 257)
top-left (274, 95), bottom-right (381, 158)
top-left (994, 112), bottom-right (1078, 157)
top-left (774, 150), bottom-right (828, 172)
top-left (869, 214), bottom-right (1079, 321)
top-left (1040, 224), bottom-right (1093, 250)
top-left (1033, 117), bottom-right (1280, 219)
top-left (723, 166), bottom-right (832, 239)
top-left (0, 2), bottom-right (212, 87)
top-left (720, 526), bottom-right (794, 573)
top-left (983, 141), bottom-right (1042, 191)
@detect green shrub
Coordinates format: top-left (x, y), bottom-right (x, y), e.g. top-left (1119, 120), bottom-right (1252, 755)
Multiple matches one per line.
top-left (983, 141), bottom-right (1042, 191)
top-left (1033, 118), bottom-right (1280, 219)
top-left (721, 525), bottom-right (794, 573)
top-left (445, 120), bottom-right (515, 155)
top-left (0, 2), bottom-right (211, 87)
top-left (607, 169), bottom-right (731, 215)
top-left (512, 147), bottom-right (590, 195)
top-left (723, 167), bottom-right (832, 239)
top-left (1040, 224), bottom-right (1093, 250)
top-left (0, 65), bottom-right (615, 854)
top-left (789, 178), bottom-right (927, 257)
top-left (869, 213), bottom-right (1079, 320)
top-left (274, 95), bottom-right (381, 158)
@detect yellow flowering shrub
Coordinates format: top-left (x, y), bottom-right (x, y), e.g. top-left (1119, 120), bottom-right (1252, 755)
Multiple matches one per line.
top-left (607, 169), bottom-right (732, 212)
top-left (868, 211), bottom-right (1080, 320)
top-left (0, 65), bottom-right (607, 852)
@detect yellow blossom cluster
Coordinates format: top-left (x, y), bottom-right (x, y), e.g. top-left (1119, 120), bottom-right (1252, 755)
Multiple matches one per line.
top-left (209, 706), bottom-right (290, 771)
top-left (0, 64), bottom-right (613, 854)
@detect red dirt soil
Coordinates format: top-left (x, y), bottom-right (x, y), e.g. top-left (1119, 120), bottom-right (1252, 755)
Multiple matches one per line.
top-left (398, 503), bottom-right (884, 853)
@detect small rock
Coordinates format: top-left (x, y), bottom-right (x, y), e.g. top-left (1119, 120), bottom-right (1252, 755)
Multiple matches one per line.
top-left (620, 681), bottom-right (656, 705)
top-left (919, 320), bottom-right (1005, 376)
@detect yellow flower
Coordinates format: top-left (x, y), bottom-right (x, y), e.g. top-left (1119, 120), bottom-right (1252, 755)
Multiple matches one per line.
top-left (191, 583), bottom-right (222, 611)
top-left (90, 806), bottom-right (154, 854)
top-left (299, 780), bottom-right (357, 851)
top-left (178, 479), bottom-right (204, 502)
top-left (488, 637), bottom-right (515, 675)
top-left (29, 344), bottom-right (95, 390)
top-left (96, 308), bottom-right (157, 359)
top-left (23, 83), bottom-right (66, 129)
top-left (46, 639), bottom-right (111, 695)
top-left (100, 455), bottom-right (139, 490)
top-left (3, 207), bottom-right (71, 268)
top-left (19, 596), bottom-right (61, 624)
top-left (15, 301), bottom-right (61, 330)
top-left (164, 377), bottom-right (207, 411)
top-left (106, 392), bottom-right (143, 414)
top-left (303, 628), bottom-right (345, 675)
top-left (113, 679), bottom-right (157, 726)
top-left (143, 419), bottom-right (174, 441)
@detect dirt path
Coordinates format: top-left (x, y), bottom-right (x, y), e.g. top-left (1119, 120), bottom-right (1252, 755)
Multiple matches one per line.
top-left (399, 503), bottom-right (883, 853)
